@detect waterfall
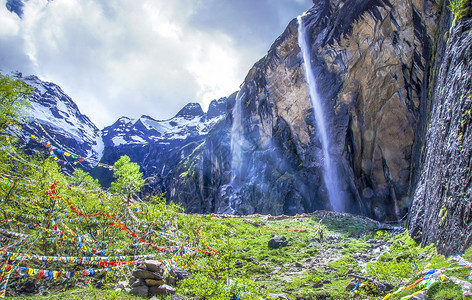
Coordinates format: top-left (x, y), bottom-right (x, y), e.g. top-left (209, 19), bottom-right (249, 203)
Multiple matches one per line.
top-left (229, 91), bottom-right (246, 213)
top-left (297, 15), bottom-right (344, 212)
top-left (230, 91), bottom-right (245, 186)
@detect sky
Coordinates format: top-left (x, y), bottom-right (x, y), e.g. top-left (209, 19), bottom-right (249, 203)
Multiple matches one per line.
top-left (0, 0), bottom-right (313, 129)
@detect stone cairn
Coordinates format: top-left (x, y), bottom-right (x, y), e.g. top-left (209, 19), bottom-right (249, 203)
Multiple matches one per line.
top-left (125, 260), bottom-right (190, 298)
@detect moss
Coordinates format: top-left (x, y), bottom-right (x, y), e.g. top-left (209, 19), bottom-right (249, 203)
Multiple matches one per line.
top-left (450, 0), bottom-right (472, 23)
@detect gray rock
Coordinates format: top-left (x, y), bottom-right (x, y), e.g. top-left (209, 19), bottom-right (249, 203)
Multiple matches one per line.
top-left (131, 279), bottom-right (145, 288)
top-left (145, 260), bottom-right (166, 274)
top-left (167, 267), bottom-right (191, 285)
top-left (149, 284), bottom-right (177, 296)
top-left (268, 236), bottom-right (288, 249)
top-left (268, 293), bottom-right (289, 300)
top-left (132, 269), bottom-right (164, 280)
top-left (130, 285), bottom-right (149, 297)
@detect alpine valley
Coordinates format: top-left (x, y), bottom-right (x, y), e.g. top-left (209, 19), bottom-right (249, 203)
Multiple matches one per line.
top-left (11, 0), bottom-right (472, 258)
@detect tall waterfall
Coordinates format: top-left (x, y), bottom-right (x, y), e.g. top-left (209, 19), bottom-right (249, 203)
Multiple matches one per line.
top-left (230, 91), bottom-right (245, 186)
top-left (297, 15), bottom-right (344, 212)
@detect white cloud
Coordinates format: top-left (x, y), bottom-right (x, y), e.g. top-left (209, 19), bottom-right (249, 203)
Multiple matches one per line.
top-left (0, 0), bottom-right (312, 128)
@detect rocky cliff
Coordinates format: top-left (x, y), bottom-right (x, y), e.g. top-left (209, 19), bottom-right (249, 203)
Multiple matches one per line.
top-left (172, 0), bottom-right (440, 219)
top-left (409, 6), bottom-right (472, 255)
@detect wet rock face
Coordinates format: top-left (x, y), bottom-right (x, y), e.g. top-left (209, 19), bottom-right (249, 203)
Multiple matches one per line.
top-left (306, 0), bottom-right (439, 219)
top-left (409, 17), bottom-right (472, 256)
top-left (172, 0), bottom-right (440, 218)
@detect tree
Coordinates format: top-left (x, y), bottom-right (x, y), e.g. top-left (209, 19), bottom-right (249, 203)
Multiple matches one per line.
top-left (0, 72), bottom-right (31, 129)
top-left (110, 155), bottom-right (145, 203)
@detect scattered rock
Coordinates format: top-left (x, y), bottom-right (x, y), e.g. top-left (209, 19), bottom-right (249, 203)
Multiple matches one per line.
top-left (269, 236), bottom-right (288, 249)
top-left (345, 279), bottom-right (358, 291)
top-left (235, 260), bottom-right (244, 268)
top-left (308, 241), bottom-right (320, 248)
top-left (167, 267), bottom-right (191, 285)
top-left (269, 293), bottom-right (290, 299)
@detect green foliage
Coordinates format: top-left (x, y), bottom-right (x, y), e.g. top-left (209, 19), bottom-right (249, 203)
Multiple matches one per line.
top-left (110, 155), bottom-right (145, 199)
top-left (450, 0), bottom-right (472, 22)
top-left (7, 286), bottom-right (144, 299)
top-left (179, 274), bottom-right (264, 299)
top-left (0, 72), bottom-right (31, 128)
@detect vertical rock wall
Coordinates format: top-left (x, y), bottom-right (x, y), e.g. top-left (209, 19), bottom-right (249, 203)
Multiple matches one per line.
top-left (409, 12), bottom-right (472, 255)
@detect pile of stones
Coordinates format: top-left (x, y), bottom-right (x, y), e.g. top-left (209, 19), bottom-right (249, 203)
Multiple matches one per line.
top-left (127, 260), bottom-right (190, 298)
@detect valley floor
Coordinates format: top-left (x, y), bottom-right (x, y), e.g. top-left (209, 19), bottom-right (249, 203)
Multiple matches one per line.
top-left (4, 211), bottom-right (471, 299)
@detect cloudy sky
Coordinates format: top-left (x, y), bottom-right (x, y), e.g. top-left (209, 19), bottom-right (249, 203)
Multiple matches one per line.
top-left (0, 0), bottom-right (313, 128)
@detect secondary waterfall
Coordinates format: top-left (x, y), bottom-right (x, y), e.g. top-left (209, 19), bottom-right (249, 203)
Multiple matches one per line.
top-left (297, 15), bottom-right (344, 212)
top-left (229, 91), bottom-right (246, 213)
top-left (230, 91), bottom-right (245, 185)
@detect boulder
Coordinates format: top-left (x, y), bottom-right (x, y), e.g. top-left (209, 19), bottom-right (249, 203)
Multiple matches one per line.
top-left (268, 236), bottom-right (288, 249)
top-left (149, 284), bottom-right (176, 296)
top-left (130, 285), bottom-right (149, 297)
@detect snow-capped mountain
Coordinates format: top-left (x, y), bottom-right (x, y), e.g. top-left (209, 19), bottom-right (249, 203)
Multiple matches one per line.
top-left (20, 75), bottom-right (103, 168)
top-left (98, 99), bottom-right (229, 189)
top-left (17, 74), bottom-right (230, 190)
top-left (102, 102), bottom-right (225, 147)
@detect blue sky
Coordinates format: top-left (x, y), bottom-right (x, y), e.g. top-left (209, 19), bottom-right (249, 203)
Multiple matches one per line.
top-left (0, 0), bottom-right (313, 128)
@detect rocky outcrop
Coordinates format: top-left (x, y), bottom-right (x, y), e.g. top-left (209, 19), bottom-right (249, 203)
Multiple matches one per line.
top-left (409, 10), bottom-right (472, 256)
top-left (172, 0), bottom-right (439, 219)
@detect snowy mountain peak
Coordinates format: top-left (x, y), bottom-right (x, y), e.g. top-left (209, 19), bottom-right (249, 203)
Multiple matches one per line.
top-left (19, 75), bottom-right (103, 165)
top-left (175, 102), bottom-right (204, 118)
top-left (207, 96), bottom-right (230, 119)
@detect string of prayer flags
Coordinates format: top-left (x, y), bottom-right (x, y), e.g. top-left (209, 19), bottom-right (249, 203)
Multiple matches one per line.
top-left (4, 122), bottom-right (114, 171)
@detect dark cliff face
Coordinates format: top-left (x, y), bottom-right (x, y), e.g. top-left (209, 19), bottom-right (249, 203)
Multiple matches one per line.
top-left (171, 0), bottom-right (439, 219)
top-left (409, 14), bottom-right (472, 256)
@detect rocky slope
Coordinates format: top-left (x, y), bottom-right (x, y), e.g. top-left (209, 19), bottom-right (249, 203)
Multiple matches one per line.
top-left (19, 75), bottom-right (103, 170)
top-left (409, 12), bottom-right (472, 255)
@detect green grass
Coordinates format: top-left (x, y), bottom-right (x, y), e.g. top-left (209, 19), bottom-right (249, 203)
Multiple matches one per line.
top-left (7, 287), bottom-right (145, 300)
top-left (5, 213), bottom-right (472, 300)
